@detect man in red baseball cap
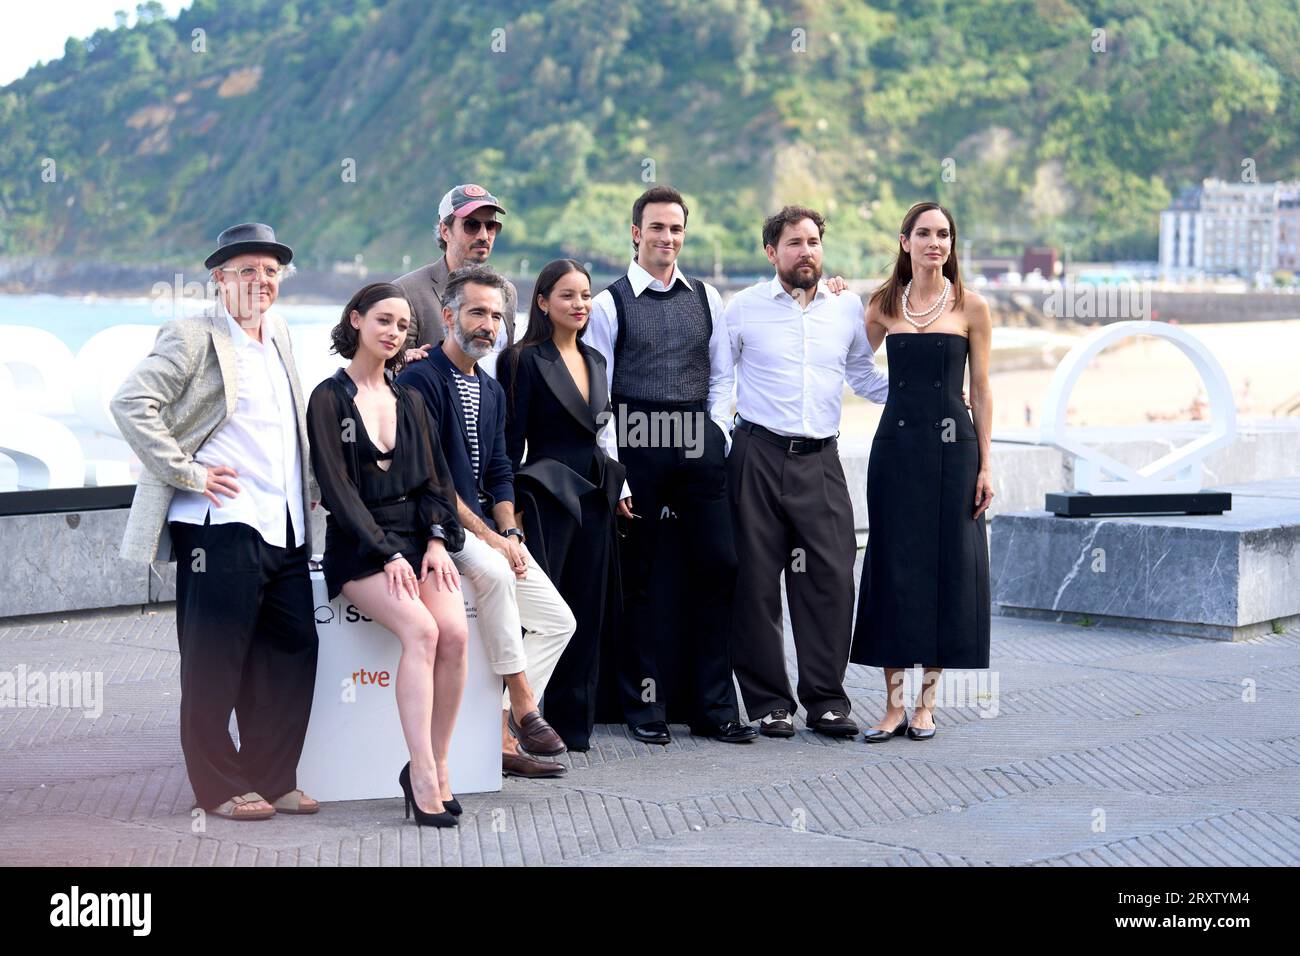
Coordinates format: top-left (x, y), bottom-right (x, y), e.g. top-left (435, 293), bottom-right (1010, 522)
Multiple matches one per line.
top-left (395, 184), bottom-right (519, 365)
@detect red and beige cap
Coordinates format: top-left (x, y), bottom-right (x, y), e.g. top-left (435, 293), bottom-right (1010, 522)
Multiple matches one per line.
top-left (438, 184), bottom-right (507, 220)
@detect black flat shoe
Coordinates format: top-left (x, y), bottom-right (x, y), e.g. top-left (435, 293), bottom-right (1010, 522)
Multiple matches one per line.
top-left (630, 721), bottom-right (671, 745)
top-left (862, 712), bottom-right (909, 743)
top-left (691, 720), bottom-right (758, 743)
top-left (907, 722), bottom-right (936, 740)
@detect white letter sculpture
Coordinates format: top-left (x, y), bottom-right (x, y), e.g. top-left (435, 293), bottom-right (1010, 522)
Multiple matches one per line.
top-left (1039, 320), bottom-right (1236, 494)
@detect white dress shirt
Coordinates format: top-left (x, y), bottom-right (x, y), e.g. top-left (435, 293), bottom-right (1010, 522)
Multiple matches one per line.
top-left (167, 306), bottom-right (306, 549)
top-left (587, 259), bottom-right (735, 473)
top-left (726, 275), bottom-right (889, 438)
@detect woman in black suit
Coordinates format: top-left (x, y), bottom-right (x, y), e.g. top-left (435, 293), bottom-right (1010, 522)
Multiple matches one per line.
top-left (307, 282), bottom-right (468, 827)
top-left (497, 259), bottom-right (626, 751)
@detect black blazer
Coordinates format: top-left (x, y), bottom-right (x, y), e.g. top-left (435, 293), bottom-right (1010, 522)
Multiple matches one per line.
top-left (395, 346), bottom-right (515, 524)
top-left (497, 339), bottom-right (626, 519)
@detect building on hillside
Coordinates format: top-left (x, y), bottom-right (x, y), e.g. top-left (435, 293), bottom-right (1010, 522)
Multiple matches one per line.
top-left (1158, 179), bottom-right (1300, 280)
top-left (1276, 198), bottom-right (1300, 274)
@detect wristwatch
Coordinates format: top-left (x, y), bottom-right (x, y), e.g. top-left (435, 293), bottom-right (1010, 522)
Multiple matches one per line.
top-left (385, 552), bottom-right (403, 564)
top-left (504, 528), bottom-right (525, 543)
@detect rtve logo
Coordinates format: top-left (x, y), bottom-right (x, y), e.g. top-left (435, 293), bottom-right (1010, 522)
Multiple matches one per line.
top-left (350, 667), bottom-right (391, 688)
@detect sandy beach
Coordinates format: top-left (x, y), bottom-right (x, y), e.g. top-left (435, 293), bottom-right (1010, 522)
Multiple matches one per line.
top-left (840, 319), bottom-right (1300, 441)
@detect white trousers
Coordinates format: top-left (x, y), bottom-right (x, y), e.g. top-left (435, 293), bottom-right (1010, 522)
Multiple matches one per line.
top-left (451, 533), bottom-right (575, 710)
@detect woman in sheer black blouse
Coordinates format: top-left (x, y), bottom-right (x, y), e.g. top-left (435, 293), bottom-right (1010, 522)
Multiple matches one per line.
top-left (307, 282), bottom-right (468, 825)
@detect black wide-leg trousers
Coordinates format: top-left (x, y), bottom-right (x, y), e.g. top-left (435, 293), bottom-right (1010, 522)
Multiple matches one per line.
top-left (169, 509), bottom-right (318, 810)
top-left (615, 398), bottom-right (739, 730)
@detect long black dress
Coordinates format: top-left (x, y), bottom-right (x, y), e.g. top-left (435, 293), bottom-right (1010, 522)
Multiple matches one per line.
top-left (497, 339), bottom-right (626, 749)
top-left (307, 368), bottom-right (465, 601)
top-left (850, 332), bottom-right (990, 668)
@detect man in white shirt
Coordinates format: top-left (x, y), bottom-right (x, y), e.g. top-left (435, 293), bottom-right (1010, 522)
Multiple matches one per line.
top-left (585, 185), bottom-right (757, 745)
top-left (724, 206), bottom-right (889, 739)
top-left (112, 223), bottom-right (320, 821)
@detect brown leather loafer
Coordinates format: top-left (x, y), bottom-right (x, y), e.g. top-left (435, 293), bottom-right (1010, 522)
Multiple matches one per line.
top-left (508, 709), bottom-right (568, 757)
top-left (502, 751), bottom-right (568, 778)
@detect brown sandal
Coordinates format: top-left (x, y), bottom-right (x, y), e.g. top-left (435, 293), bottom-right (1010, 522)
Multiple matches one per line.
top-left (269, 789), bottom-right (320, 815)
top-left (210, 792), bottom-right (275, 820)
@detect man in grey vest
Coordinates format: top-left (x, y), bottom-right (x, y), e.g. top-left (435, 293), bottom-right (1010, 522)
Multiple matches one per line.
top-left (394, 183), bottom-right (518, 368)
top-left (586, 185), bottom-right (757, 746)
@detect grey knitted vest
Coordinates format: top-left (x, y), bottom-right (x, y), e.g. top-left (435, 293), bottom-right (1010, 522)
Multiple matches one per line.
top-left (607, 275), bottom-right (712, 404)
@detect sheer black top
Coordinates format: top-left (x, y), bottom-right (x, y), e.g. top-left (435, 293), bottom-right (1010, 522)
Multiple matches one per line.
top-left (307, 368), bottom-right (465, 599)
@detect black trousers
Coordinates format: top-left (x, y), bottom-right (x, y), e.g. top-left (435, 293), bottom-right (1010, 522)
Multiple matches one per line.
top-left (169, 509), bottom-right (318, 810)
top-left (727, 427), bottom-right (857, 718)
top-left (615, 397), bottom-right (739, 729)
top-left (526, 488), bottom-right (619, 749)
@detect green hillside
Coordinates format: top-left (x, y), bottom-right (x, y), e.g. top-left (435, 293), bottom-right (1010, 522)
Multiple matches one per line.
top-left (1, 0), bottom-right (1297, 275)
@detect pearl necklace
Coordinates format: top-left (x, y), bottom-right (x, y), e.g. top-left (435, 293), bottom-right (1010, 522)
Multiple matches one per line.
top-left (902, 277), bottom-right (951, 329)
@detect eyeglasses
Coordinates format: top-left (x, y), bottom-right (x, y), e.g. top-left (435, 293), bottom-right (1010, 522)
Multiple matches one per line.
top-left (460, 218), bottom-right (501, 236)
top-left (220, 265), bottom-right (286, 281)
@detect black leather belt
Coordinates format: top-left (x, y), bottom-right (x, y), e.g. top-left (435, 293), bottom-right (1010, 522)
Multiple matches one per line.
top-left (735, 416), bottom-right (836, 455)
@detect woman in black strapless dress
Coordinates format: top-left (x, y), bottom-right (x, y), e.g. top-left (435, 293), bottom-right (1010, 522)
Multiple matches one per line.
top-left (850, 202), bottom-right (994, 742)
top-left (306, 282), bottom-right (468, 826)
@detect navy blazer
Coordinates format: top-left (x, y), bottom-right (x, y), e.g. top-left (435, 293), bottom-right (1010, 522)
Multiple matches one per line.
top-left (396, 346), bottom-right (514, 526)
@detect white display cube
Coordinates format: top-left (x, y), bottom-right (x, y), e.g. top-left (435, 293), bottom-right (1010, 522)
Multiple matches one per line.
top-left (296, 569), bottom-right (503, 801)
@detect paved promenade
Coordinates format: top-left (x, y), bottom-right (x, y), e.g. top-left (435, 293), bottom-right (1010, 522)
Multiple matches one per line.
top-left (2, 555), bottom-right (1298, 867)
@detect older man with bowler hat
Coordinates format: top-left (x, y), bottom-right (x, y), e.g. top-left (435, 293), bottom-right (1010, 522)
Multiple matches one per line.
top-left (112, 222), bottom-right (321, 821)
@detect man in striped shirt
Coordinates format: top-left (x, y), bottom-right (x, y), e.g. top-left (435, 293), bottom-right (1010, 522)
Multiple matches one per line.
top-left (398, 265), bottom-right (575, 778)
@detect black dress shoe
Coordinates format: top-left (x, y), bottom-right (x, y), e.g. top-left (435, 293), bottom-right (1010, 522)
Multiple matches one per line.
top-left (692, 720), bottom-right (758, 743)
top-left (862, 711), bottom-right (908, 743)
top-left (630, 721), bottom-right (671, 745)
top-left (807, 710), bottom-right (859, 737)
top-left (758, 709), bottom-right (796, 738)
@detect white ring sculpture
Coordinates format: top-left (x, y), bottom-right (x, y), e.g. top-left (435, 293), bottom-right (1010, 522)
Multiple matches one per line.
top-left (1039, 320), bottom-right (1236, 494)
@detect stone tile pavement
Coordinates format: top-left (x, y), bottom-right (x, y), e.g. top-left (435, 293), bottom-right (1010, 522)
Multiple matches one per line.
top-left (1, 556), bottom-right (1297, 867)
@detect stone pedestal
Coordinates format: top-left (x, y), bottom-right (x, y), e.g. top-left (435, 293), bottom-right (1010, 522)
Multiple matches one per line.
top-left (991, 478), bottom-right (1300, 641)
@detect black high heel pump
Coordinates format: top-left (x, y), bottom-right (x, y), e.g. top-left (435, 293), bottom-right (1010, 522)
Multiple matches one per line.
top-left (398, 762), bottom-right (457, 827)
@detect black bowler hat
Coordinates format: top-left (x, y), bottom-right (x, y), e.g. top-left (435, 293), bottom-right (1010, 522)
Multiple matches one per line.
top-left (204, 222), bottom-right (294, 269)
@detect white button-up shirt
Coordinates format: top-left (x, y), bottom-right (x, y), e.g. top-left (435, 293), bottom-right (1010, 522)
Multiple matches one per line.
top-left (587, 259), bottom-right (735, 467)
top-left (167, 306), bottom-right (305, 549)
top-left (725, 275), bottom-right (889, 438)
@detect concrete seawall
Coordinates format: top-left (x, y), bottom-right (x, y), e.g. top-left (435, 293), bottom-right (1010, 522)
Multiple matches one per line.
top-left (4, 420), bottom-right (1298, 620)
